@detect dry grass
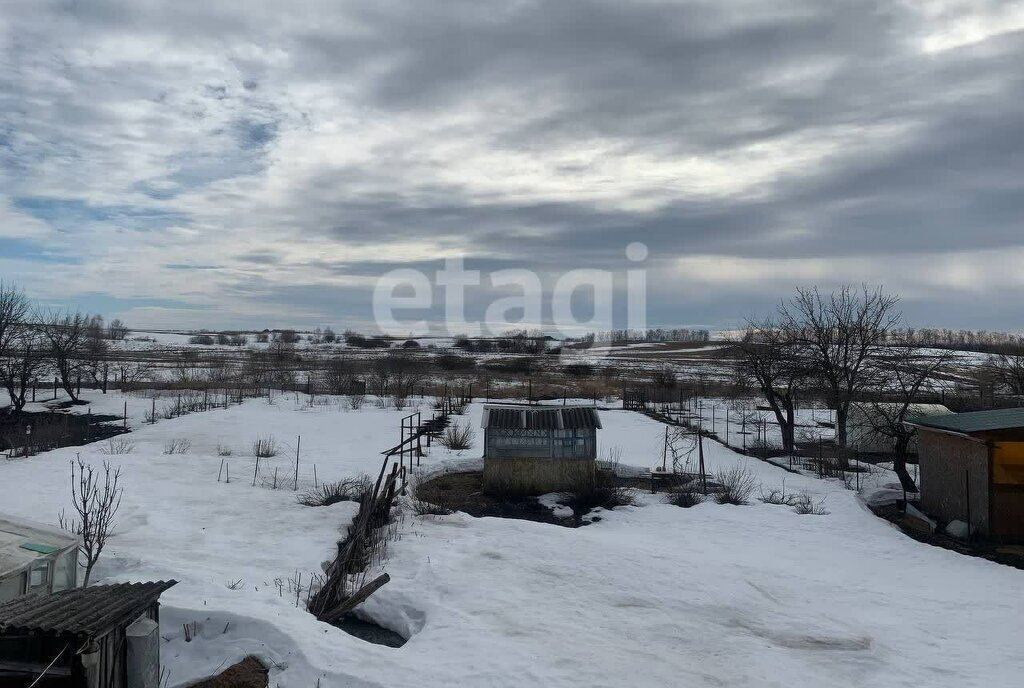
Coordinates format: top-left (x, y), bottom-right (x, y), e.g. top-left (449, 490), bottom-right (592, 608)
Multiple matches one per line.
top-left (252, 435), bottom-right (278, 458)
top-left (793, 493), bottom-right (829, 515)
top-left (297, 476), bottom-right (372, 507)
top-left (669, 481), bottom-right (704, 508)
top-left (439, 423), bottom-right (475, 450)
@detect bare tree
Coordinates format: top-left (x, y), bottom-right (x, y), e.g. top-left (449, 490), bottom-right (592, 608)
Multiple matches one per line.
top-left (321, 356), bottom-right (354, 395)
top-left (106, 318), bottom-right (129, 341)
top-left (2, 327), bottom-right (45, 412)
top-left (0, 281), bottom-right (31, 366)
top-left (371, 351), bottom-right (425, 401)
top-left (986, 352), bottom-right (1024, 395)
top-left (81, 314), bottom-right (111, 392)
top-left (863, 342), bottom-right (952, 491)
top-left (779, 285), bottom-right (901, 446)
top-left (58, 457), bottom-right (123, 586)
top-left (37, 309), bottom-right (89, 402)
top-left (737, 319), bottom-right (810, 453)
top-left (116, 361), bottom-right (153, 391)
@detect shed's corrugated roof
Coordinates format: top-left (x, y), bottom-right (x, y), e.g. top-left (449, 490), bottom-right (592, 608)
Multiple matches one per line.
top-left (0, 581), bottom-right (176, 637)
top-left (482, 405), bottom-right (601, 430)
top-left (908, 408), bottom-right (1024, 434)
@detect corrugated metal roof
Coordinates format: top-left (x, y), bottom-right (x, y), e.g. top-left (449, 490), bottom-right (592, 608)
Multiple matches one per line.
top-left (908, 408), bottom-right (1024, 435)
top-left (0, 581), bottom-right (176, 637)
top-left (481, 405), bottom-right (601, 430)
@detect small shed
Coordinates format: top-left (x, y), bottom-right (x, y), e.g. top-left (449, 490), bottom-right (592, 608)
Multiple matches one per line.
top-left (907, 408), bottom-right (1024, 540)
top-left (481, 404), bottom-right (601, 494)
top-left (847, 403), bottom-right (952, 455)
top-left (0, 515), bottom-right (80, 605)
top-left (0, 580), bottom-right (177, 687)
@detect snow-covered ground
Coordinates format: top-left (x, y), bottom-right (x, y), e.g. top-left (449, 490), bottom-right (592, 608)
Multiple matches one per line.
top-left (2, 392), bottom-right (1022, 687)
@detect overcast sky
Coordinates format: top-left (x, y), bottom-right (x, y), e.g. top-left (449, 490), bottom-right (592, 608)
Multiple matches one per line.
top-left (1, 0), bottom-right (1023, 334)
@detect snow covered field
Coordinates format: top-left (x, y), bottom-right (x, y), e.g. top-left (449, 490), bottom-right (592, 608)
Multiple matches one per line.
top-left (2, 392), bottom-right (1023, 687)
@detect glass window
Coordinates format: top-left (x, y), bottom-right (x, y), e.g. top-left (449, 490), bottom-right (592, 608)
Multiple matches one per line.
top-left (53, 549), bottom-right (78, 591)
top-left (29, 561), bottom-right (50, 591)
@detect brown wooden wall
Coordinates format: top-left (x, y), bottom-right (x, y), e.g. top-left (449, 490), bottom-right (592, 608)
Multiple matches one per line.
top-left (918, 431), bottom-right (990, 535)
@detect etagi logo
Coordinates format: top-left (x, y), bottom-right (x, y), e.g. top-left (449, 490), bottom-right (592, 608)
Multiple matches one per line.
top-left (372, 243), bottom-right (649, 348)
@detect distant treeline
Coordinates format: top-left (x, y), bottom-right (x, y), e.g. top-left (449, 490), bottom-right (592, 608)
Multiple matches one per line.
top-left (893, 328), bottom-right (1024, 355)
top-left (576, 328), bottom-right (712, 346)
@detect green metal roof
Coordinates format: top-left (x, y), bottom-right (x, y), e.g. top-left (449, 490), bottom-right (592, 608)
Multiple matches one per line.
top-left (908, 408), bottom-right (1024, 435)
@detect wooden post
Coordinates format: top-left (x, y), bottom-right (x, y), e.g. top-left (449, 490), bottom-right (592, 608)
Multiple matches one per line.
top-left (294, 436), bottom-right (301, 490)
top-left (123, 401), bottom-right (128, 428)
top-left (964, 469), bottom-right (971, 542)
top-left (698, 431), bottom-right (707, 494)
top-left (662, 425), bottom-right (668, 472)
top-left (818, 438), bottom-right (824, 478)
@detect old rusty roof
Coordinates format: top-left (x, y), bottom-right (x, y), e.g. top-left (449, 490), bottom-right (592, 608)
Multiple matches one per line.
top-left (906, 407), bottom-right (1024, 435)
top-left (481, 405), bottom-right (601, 431)
top-left (0, 581), bottom-right (176, 638)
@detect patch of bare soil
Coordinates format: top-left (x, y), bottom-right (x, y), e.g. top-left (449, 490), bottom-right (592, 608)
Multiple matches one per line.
top-left (190, 657), bottom-right (268, 688)
top-left (415, 471), bottom-right (575, 526)
top-left (336, 615), bottom-right (408, 647)
top-left (0, 408), bottom-right (129, 453)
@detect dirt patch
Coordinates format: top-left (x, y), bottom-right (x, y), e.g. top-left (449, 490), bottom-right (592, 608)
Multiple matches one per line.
top-left (416, 471), bottom-right (575, 526)
top-left (0, 408), bottom-right (129, 453)
top-left (190, 657), bottom-right (268, 688)
top-left (336, 615), bottom-right (408, 647)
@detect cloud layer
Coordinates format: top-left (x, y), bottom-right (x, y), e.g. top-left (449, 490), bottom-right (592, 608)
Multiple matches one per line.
top-left (1, 0), bottom-right (1022, 332)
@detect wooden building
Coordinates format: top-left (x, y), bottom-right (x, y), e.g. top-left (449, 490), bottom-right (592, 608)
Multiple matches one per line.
top-left (481, 404), bottom-right (601, 494)
top-left (906, 409), bottom-right (1024, 540)
top-left (0, 580), bottom-right (176, 687)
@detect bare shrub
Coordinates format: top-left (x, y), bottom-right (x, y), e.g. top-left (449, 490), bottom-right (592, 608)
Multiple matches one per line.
top-left (757, 480), bottom-right (800, 506)
top-left (216, 444), bottom-right (233, 457)
top-left (298, 476), bottom-right (372, 507)
top-left (714, 466), bottom-right (757, 505)
top-left (348, 393), bottom-right (365, 410)
top-left (793, 493), bottom-right (830, 515)
top-left (163, 438), bottom-right (192, 455)
top-left (252, 435), bottom-right (278, 458)
top-left (58, 457), bottom-right (123, 586)
top-left (669, 481), bottom-right (704, 508)
top-left (563, 470), bottom-right (637, 515)
top-left (439, 424), bottom-right (475, 450)
top-left (602, 444), bottom-right (623, 465)
top-left (99, 437), bottom-right (136, 455)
